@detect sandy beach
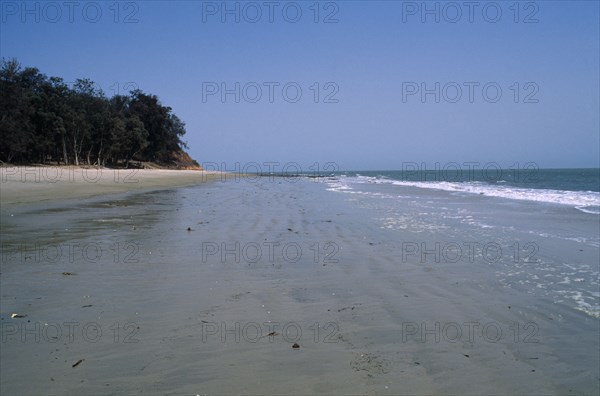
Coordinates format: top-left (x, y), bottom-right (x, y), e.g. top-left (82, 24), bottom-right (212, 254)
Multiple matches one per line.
top-left (1, 173), bottom-right (598, 395)
top-left (0, 166), bottom-right (224, 205)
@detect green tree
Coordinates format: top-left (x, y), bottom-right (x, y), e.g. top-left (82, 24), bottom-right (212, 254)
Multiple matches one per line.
top-left (0, 59), bottom-right (190, 166)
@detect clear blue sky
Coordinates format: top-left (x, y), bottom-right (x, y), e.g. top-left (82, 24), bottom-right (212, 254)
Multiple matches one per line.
top-left (1, 1), bottom-right (599, 170)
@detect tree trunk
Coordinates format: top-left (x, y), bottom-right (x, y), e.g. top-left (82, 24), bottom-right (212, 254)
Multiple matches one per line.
top-left (73, 134), bottom-right (79, 166)
top-left (62, 135), bottom-right (69, 165)
top-left (97, 139), bottom-right (104, 166)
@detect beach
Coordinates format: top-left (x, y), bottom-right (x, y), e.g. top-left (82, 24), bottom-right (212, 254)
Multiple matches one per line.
top-left (1, 169), bottom-right (598, 395)
top-left (0, 166), bottom-right (223, 205)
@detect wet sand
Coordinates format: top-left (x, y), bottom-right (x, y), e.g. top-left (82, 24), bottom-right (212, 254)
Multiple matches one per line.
top-left (1, 176), bottom-right (598, 395)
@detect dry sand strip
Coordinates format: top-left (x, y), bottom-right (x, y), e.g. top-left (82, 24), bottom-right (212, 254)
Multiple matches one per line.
top-left (0, 166), bottom-right (225, 205)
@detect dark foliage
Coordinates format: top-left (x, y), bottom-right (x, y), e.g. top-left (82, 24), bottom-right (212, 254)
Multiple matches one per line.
top-left (0, 59), bottom-right (187, 167)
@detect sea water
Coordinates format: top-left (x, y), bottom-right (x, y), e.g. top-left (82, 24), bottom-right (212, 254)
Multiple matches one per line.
top-left (325, 168), bottom-right (600, 318)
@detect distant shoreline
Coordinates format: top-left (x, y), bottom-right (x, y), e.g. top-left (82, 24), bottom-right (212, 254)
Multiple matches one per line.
top-left (0, 166), bottom-right (223, 206)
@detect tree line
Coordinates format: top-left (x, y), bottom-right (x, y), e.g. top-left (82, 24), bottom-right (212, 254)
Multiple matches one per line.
top-left (0, 58), bottom-right (189, 167)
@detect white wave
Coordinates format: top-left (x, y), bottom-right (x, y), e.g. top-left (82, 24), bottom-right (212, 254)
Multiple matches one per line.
top-left (575, 205), bottom-right (600, 214)
top-left (327, 175), bottom-right (600, 212)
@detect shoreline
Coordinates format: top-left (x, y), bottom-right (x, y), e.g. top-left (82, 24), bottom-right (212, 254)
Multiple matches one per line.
top-left (0, 173), bottom-right (598, 394)
top-left (0, 166), bottom-right (225, 206)
top-left (1, 175), bottom-right (597, 394)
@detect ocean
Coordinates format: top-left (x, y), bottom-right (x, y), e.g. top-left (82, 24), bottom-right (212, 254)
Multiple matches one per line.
top-left (324, 168), bottom-right (600, 319)
top-left (331, 168), bottom-right (600, 214)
